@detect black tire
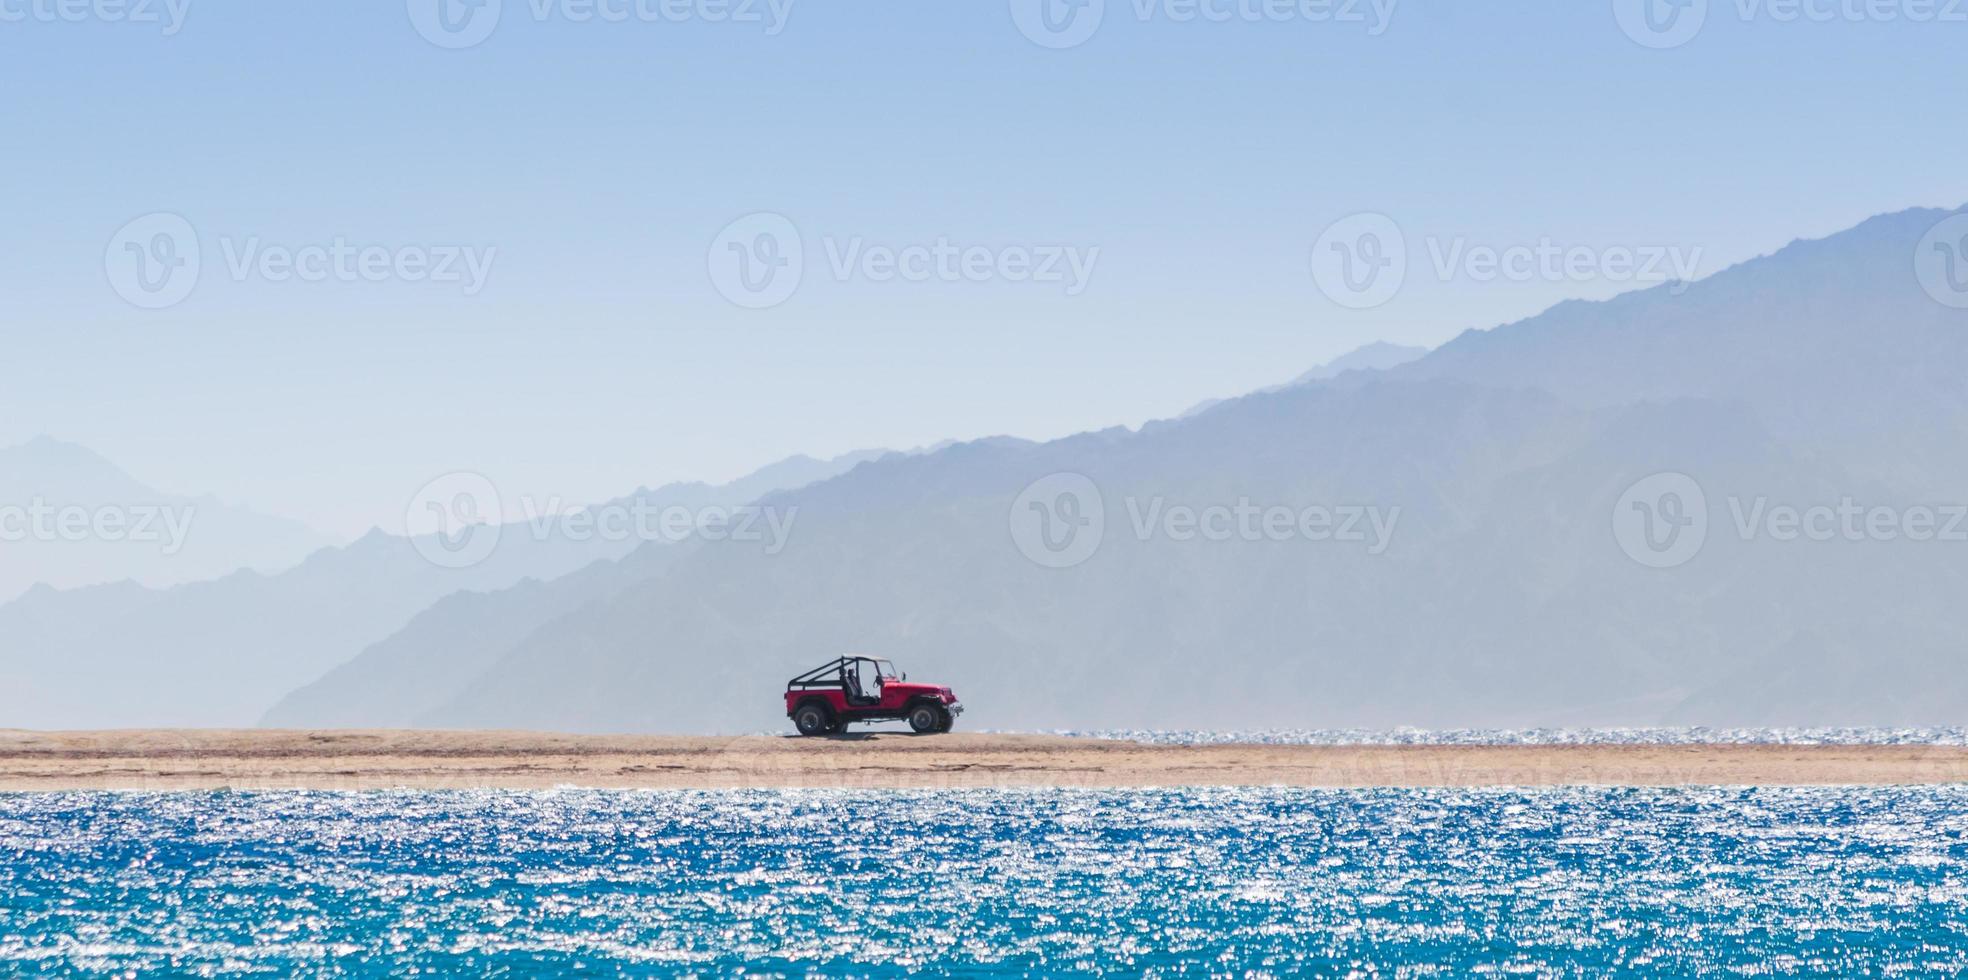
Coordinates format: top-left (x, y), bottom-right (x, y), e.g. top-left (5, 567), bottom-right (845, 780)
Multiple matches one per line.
top-left (907, 703), bottom-right (948, 734)
top-left (793, 703), bottom-right (832, 737)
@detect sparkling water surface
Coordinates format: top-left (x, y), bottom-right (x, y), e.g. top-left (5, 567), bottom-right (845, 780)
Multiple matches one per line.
top-left (3, 788), bottom-right (1966, 977)
top-left (1046, 727), bottom-right (1968, 746)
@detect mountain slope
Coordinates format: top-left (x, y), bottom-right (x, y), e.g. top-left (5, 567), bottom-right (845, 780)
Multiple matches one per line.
top-left (257, 448), bottom-right (917, 729)
top-left (409, 206), bottom-right (1968, 732)
top-left (0, 437), bottom-right (330, 603)
top-left (0, 449), bottom-right (894, 729)
top-left (259, 544), bottom-right (678, 729)
top-left (1391, 205), bottom-right (1968, 490)
top-left (1182, 342), bottom-right (1429, 418)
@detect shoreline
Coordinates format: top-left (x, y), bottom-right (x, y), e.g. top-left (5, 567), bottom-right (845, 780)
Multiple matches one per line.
top-left (5, 730), bottom-right (1968, 791)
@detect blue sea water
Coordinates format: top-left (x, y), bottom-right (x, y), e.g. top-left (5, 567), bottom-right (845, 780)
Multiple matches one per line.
top-left (3, 788), bottom-right (1966, 977)
top-left (1044, 727), bottom-right (1968, 746)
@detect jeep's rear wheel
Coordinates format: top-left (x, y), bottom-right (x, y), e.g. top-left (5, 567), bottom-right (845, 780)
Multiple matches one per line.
top-left (793, 703), bottom-right (832, 736)
top-left (908, 703), bottom-right (948, 734)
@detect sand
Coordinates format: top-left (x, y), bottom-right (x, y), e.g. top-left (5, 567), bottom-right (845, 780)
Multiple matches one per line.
top-left (3, 730), bottom-right (1968, 791)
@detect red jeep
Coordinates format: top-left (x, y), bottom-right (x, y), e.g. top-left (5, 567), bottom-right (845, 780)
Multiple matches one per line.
top-left (784, 656), bottom-right (963, 735)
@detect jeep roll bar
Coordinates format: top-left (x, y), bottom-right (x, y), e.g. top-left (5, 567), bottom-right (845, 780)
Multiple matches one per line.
top-left (787, 657), bottom-right (855, 692)
top-left (786, 656), bottom-right (898, 691)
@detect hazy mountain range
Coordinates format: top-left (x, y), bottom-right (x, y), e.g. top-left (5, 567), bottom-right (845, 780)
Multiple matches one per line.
top-left (263, 344), bottom-right (1443, 731)
top-left (0, 449), bottom-right (897, 728)
top-left (258, 451), bottom-right (915, 729)
top-left (0, 437), bottom-right (330, 604)
top-left (308, 205), bottom-right (1968, 733)
top-left (5, 205), bottom-right (1966, 732)
top-left (1181, 342), bottom-right (1429, 418)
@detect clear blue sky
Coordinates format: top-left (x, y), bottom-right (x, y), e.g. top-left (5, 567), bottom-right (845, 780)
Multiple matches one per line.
top-left (3, 1), bottom-right (1964, 536)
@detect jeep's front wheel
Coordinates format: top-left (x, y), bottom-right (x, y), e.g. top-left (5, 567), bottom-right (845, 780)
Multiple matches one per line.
top-left (907, 703), bottom-right (948, 734)
top-left (793, 703), bottom-right (832, 737)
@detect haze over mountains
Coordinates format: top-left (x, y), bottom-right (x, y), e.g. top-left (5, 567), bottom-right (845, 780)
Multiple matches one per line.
top-left (260, 452), bottom-right (905, 729)
top-left (6, 205), bottom-right (1967, 733)
top-left (264, 344), bottom-right (1444, 730)
top-left (1182, 342), bottom-right (1429, 418)
top-left (1394, 209), bottom-right (1968, 495)
top-left (0, 437), bottom-right (330, 604)
top-left (302, 205), bottom-right (1968, 733)
top-left (0, 449), bottom-right (896, 729)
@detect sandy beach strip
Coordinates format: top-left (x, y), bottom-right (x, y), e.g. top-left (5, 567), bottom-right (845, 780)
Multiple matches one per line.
top-left (2, 730), bottom-right (1967, 791)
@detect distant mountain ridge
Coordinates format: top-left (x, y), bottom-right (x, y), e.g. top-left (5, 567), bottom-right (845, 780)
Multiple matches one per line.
top-left (1181, 342), bottom-right (1429, 418)
top-left (0, 437), bottom-right (331, 603)
top-left (325, 204), bottom-right (1968, 733)
top-left (260, 448), bottom-right (915, 730)
top-left (1387, 206), bottom-right (1968, 492)
top-left (0, 447), bottom-right (901, 728)
top-left (19, 204), bottom-right (1968, 733)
